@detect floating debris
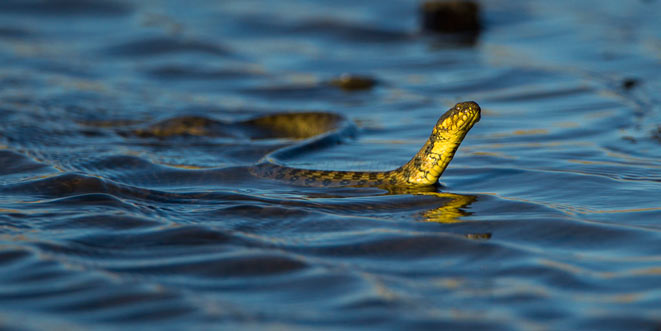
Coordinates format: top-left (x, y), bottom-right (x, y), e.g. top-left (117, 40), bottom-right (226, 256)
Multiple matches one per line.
top-left (420, 0), bottom-right (481, 33)
top-left (621, 78), bottom-right (639, 90)
top-left (465, 232), bottom-right (492, 240)
top-left (329, 74), bottom-right (377, 91)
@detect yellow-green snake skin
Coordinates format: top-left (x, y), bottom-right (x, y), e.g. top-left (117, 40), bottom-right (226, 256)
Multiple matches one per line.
top-left (253, 101), bottom-right (481, 187)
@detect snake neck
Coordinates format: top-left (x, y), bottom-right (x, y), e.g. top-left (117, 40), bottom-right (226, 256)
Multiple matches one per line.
top-left (395, 132), bottom-right (465, 185)
top-left (393, 101), bottom-right (481, 185)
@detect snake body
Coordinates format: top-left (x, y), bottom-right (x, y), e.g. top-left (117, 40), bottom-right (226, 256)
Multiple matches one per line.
top-left (252, 101), bottom-right (481, 187)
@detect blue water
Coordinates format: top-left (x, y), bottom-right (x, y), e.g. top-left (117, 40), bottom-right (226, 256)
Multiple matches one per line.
top-left (1, 0), bottom-right (661, 329)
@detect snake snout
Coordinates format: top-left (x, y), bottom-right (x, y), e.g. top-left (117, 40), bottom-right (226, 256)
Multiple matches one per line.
top-left (437, 101), bottom-right (481, 131)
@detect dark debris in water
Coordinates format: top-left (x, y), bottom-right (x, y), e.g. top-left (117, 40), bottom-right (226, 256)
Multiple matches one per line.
top-left (621, 77), bottom-right (639, 90)
top-left (420, 0), bottom-right (481, 33)
top-left (464, 232), bottom-right (492, 240)
top-left (329, 74), bottom-right (378, 91)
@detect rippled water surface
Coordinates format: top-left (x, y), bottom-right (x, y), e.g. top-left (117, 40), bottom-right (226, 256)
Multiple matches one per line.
top-left (1, 0), bottom-right (661, 329)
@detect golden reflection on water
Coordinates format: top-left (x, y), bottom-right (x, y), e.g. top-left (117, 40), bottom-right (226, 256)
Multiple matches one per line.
top-left (417, 191), bottom-right (477, 224)
top-left (385, 186), bottom-right (484, 231)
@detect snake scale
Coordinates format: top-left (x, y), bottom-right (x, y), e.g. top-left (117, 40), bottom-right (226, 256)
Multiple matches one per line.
top-left (251, 101), bottom-right (481, 187)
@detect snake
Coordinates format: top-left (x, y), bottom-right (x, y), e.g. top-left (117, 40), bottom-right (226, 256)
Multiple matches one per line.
top-left (251, 101), bottom-right (481, 187)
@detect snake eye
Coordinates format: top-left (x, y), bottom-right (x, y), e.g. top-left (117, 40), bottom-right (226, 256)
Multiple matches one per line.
top-left (436, 101), bottom-right (481, 132)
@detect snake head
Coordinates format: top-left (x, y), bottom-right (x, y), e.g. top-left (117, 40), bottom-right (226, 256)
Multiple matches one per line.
top-left (399, 101), bottom-right (481, 185)
top-left (435, 101), bottom-right (481, 134)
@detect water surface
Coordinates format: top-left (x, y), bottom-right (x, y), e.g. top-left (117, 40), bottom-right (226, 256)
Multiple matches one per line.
top-left (1, 0), bottom-right (661, 329)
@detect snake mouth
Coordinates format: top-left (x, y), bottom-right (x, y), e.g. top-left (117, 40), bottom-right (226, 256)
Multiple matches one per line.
top-left (437, 101), bottom-right (481, 132)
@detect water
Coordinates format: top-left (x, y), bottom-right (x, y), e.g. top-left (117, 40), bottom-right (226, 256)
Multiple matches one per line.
top-left (1, 0), bottom-right (661, 329)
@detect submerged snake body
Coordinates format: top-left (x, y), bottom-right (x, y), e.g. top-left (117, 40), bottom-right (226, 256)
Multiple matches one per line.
top-left (252, 101), bottom-right (481, 187)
